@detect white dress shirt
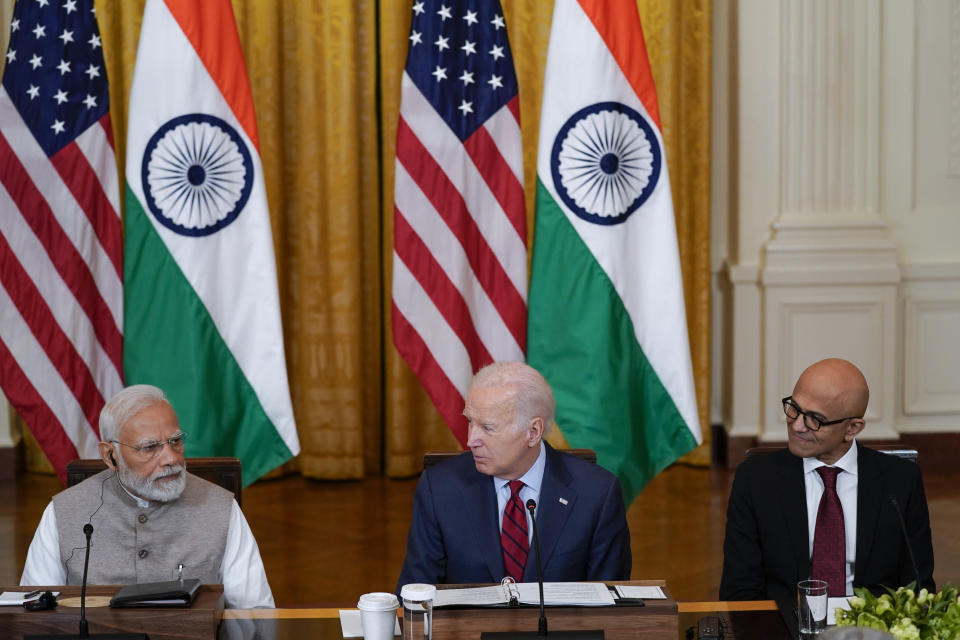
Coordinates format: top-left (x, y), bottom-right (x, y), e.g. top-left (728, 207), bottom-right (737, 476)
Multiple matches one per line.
top-left (493, 442), bottom-right (546, 544)
top-left (20, 499), bottom-right (275, 609)
top-left (803, 440), bottom-right (858, 596)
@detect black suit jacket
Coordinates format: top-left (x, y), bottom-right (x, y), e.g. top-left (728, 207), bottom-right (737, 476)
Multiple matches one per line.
top-left (396, 443), bottom-right (631, 592)
top-left (719, 443), bottom-right (935, 604)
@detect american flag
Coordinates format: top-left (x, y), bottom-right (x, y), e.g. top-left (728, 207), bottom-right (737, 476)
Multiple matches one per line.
top-left (0, 0), bottom-right (122, 482)
top-left (392, 0), bottom-right (527, 445)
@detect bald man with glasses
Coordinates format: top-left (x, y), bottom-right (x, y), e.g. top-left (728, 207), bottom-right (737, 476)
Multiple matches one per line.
top-left (20, 385), bottom-right (274, 608)
top-left (720, 358), bottom-right (935, 604)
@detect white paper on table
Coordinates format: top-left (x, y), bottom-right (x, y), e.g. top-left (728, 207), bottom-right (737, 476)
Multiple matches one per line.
top-left (339, 609), bottom-right (401, 638)
top-left (0, 591), bottom-right (59, 606)
top-left (826, 596), bottom-right (852, 626)
top-left (516, 582), bottom-right (615, 606)
top-left (614, 585), bottom-right (666, 600)
top-left (434, 585), bottom-right (507, 607)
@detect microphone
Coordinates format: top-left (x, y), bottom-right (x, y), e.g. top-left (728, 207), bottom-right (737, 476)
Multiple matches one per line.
top-left (889, 495), bottom-right (923, 590)
top-left (79, 524), bottom-right (93, 638)
top-left (526, 499), bottom-right (547, 636)
top-left (479, 499), bottom-right (603, 640)
top-left (24, 524), bottom-right (146, 640)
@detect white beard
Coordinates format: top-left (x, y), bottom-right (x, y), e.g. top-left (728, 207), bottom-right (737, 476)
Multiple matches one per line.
top-left (119, 463), bottom-right (186, 503)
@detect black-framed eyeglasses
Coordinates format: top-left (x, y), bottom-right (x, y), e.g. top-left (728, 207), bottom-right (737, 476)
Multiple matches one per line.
top-left (782, 397), bottom-right (860, 432)
top-left (111, 432), bottom-right (187, 459)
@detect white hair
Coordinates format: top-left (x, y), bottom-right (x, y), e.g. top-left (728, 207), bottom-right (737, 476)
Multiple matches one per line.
top-left (99, 384), bottom-right (172, 443)
top-left (470, 361), bottom-right (555, 434)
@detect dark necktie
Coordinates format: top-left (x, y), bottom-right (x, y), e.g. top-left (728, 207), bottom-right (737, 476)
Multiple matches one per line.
top-left (501, 480), bottom-right (529, 581)
top-left (811, 466), bottom-right (846, 596)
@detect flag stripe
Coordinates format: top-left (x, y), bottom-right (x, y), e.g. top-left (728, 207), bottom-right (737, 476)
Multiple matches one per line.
top-left (483, 97), bottom-right (524, 183)
top-left (396, 117), bottom-right (527, 350)
top-left (529, 182), bottom-right (697, 501)
top-left (50, 141), bottom-right (123, 279)
top-left (394, 163), bottom-right (523, 361)
top-left (391, 299), bottom-right (469, 445)
top-left (0, 338), bottom-right (79, 483)
top-left (0, 232), bottom-right (105, 430)
top-left (163, 0), bottom-right (260, 149)
top-left (577, 0), bottom-right (661, 129)
top-left (74, 113), bottom-right (122, 233)
top-left (0, 182), bottom-right (122, 396)
top-left (123, 194), bottom-right (294, 485)
top-left (0, 280), bottom-right (100, 457)
top-left (0, 91), bottom-right (123, 327)
top-left (394, 209), bottom-right (493, 372)
top-left (463, 123), bottom-right (526, 242)
top-left (0, 131), bottom-right (123, 374)
top-left (398, 75), bottom-right (527, 297)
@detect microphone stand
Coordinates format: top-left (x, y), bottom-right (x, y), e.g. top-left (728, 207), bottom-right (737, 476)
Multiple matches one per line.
top-left (889, 496), bottom-right (923, 590)
top-left (25, 524), bottom-right (148, 640)
top-left (480, 499), bottom-right (603, 640)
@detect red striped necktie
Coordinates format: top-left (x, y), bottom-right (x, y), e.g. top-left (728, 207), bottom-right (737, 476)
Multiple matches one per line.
top-left (811, 466), bottom-right (846, 596)
top-left (501, 480), bottom-right (529, 581)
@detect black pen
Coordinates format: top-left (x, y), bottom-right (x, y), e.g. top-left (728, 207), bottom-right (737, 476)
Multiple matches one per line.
top-left (22, 590), bottom-right (41, 600)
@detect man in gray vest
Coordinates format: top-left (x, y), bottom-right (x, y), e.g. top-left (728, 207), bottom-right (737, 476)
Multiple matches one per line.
top-left (20, 385), bottom-right (274, 608)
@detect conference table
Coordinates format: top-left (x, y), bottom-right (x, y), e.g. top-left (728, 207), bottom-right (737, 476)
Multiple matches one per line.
top-left (3, 582), bottom-right (796, 640)
top-left (221, 600), bottom-right (792, 640)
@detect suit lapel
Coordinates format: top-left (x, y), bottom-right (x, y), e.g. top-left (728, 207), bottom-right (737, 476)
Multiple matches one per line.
top-left (461, 467), bottom-right (504, 582)
top-left (524, 445), bottom-right (575, 582)
top-left (778, 451), bottom-right (810, 580)
top-left (854, 443), bottom-right (882, 581)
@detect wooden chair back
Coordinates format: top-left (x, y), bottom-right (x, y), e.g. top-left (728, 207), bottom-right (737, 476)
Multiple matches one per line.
top-left (65, 457), bottom-right (243, 507)
top-left (423, 448), bottom-right (597, 470)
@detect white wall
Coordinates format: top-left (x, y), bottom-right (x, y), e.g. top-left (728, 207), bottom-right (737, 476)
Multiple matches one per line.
top-left (712, 0), bottom-right (960, 442)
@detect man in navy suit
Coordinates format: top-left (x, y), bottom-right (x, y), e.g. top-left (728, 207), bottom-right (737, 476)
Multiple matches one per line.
top-left (720, 358), bottom-right (935, 604)
top-left (396, 362), bottom-right (632, 590)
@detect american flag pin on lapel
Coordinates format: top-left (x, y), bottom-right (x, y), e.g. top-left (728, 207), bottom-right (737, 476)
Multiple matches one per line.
top-left (559, 497), bottom-right (568, 506)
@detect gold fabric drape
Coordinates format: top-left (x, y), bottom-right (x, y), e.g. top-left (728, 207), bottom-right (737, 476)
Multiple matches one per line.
top-left (12, 0), bottom-right (711, 478)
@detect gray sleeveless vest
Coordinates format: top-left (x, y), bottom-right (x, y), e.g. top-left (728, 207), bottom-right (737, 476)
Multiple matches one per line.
top-left (52, 469), bottom-right (232, 585)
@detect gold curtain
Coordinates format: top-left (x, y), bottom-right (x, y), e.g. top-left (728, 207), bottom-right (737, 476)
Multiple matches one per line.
top-left (14, 0), bottom-right (711, 477)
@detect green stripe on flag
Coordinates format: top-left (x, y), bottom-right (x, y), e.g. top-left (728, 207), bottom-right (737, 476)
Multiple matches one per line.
top-left (528, 179), bottom-right (697, 504)
top-left (123, 186), bottom-right (293, 487)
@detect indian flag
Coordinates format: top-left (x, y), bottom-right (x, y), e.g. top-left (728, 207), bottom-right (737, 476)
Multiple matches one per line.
top-left (527, 0), bottom-right (700, 503)
top-left (124, 0), bottom-right (299, 486)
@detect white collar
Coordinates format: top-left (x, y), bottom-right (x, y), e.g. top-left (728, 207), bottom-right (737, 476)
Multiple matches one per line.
top-left (803, 438), bottom-right (859, 477)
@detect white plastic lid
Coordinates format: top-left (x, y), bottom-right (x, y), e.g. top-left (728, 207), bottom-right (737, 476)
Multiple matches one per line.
top-left (400, 583), bottom-right (437, 602)
top-left (357, 592), bottom-right (399, 611)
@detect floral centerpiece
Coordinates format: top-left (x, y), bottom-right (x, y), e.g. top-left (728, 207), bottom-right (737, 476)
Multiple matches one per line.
top-left (835, 583), bottom-right (960, 640)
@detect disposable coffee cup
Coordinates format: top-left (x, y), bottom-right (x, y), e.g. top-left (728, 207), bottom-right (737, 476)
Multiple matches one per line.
top-left (357, 592), bottom-right (399, 640)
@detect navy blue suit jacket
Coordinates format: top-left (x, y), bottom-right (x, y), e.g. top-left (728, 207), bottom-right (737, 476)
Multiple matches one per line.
top-left (396, 444), bottom-right (632, 591)
top-left (719, 443), bottom-right (935, 604)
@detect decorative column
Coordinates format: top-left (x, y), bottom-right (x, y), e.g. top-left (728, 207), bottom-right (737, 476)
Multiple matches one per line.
top-left (760, 0), bottom-right (900, 441)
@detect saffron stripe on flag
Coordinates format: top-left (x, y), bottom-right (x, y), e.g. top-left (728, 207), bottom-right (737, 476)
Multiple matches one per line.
top-left (394, 164), bottom-right (523, 360)
top-left (0, 132), bottom-right (124, 374)
top-left (164, 0), bottom-right (260, 148)
top-left (0, 233), bottom-right (105, 429)
top-left (578, 0), bottom-right (661, 129)
top-left (391, 300), bottom-right (470, 445)
top-left (394, 209), bottom-right (493, 372)
top-left (396, 119), bottom-right (527, 349)
top-left (0, 338), bottom-right (79, 480)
